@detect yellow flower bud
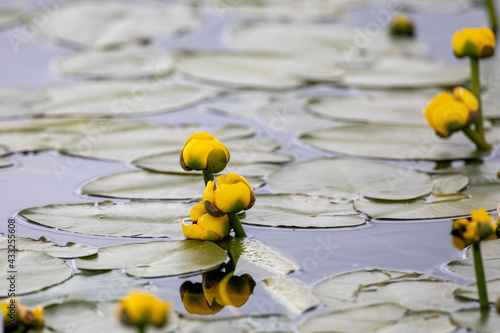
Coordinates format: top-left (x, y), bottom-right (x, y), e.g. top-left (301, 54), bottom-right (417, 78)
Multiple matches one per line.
top-left (453, 27), bottom-right (495, 59)
top-left (117, 291), bottom-right (172, 328)
top-left (1, 299), bottom-right (44, 330)
top-left (389, 14), bottom-right (414, 38)
top-left (180, 132), bottom-right (230, 173)
top-left (451, 208), bottom-right (497, 249)
top-left (203, 172), bottom-right (256, 217)
top-left (179, 281), bottom-right (223, 315)
top-left (214, 272), bottom-right (256, 307)
top-left (181, 202), bottom-right (231, 241)
top-left (424, 88), bottom-right (478, 138)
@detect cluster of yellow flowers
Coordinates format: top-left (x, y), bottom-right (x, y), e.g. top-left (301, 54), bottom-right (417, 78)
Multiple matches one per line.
top-left (180, 132), bottom-right (255, 240)
top-left (1, 299), bottom-right (44, 332)
top-left (117, 291), bottom-right (172, 330)
top-left (452, 208), bottom-right (499, 250)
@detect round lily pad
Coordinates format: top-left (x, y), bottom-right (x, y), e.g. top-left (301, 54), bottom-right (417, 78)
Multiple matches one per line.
top-left (0, 237), bottom-right (97, 258)
top-left (176, 51), bottom-right (343, 90)
top-left (0, 89), bottom-right (49, 119)
top-left (241, 194), bottom-right (366, 228)
top-left (58, 45), bottom-right (175, 79)
top-left (300, 123), bottom-right (500, 161)
top-left (31, 1), bottom-right (200, 48)
top-left (0, 250), bottom-right (72, 296)
top-left (355, 183), bottom-right (500, 220)
top-left (263, 276), bottom-right (319, 314)
top-left (61, 124), bottom-right (254, 163)
top-left (42, 80), bottom-right (208, 117)
top-left (451, 308), bottom-right (500, 333)
top-left (432, 174), bottom-right (469, 195)
top-left (75, 240), bottom-right (227, 277)
top-left (446, 239), bottom-right (500, 280)
top-left (19, 201), bottom-right (190, 238)
top-left (82, 171), bottom-right (265, 200)
top-left (267, 158), bottom-right (433, 201)
top-left (300, 304), bottom-right (456, 333)
top-left (342, 56), bottom-right (469, 89)
top-left (133, 150), bottom-right (292, 177)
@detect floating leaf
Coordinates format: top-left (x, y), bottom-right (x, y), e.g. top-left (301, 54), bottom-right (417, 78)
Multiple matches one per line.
top-left (32, 1), bottom-right (200, 48)
top-left (300, 123), bottom-right (500, 161)
top-left (447, 239), bottom-right (500, 280)
top-left (179, 314), bottom-right (290, 333)
top-left (0, 89), bottom-right (49, 119)
top-left (19, 201), bottom-right (190, 238)
top-left (355, 183), bottom-right (500, 220)
top-left (341, 56), bottom-right (469, 89)
top-left (312, 270), bottom-right (465, 312)
top-left (82, 171), bottom-right (265, 200)
top-left (232, 23), bottom-right (426, 67)
top-left (42, 81), bottom-right (208, 117)
top-left (176, 51), bottom-right (343, 90)
top-left (62, 124), bottom-right (254, 162)
top-left (432, 174), bottom-right (469, 195)
top-left (20, 271), bottom-right (148, 307)
top-left (240, 194), bottom-right (365, 228)
top-left (0, 237), bottom-right (97, 258)
top-left (133, 150), bottom-right (291, 177)
top-left (306, 91), bottom-right (440, 125)
top-left (76, 240), bottom-right (227, 277)
top-left (0, 250), bottom-right (72, 296)
top-left (0, 157), bottom-right (12, 168)
top-left (451, 308), bottom-right (500, 333)
top-left (44, 301), bottom-right (179, 333)
top-left (223, 137), bottom-right (283, 152)
top-left (300, 304), bottom-right (456, 333)
top-left (58, 45), bottom-right (174, 79)
top-left (263, 276), bottom-right (319, 314)
top-left (267, 158), bottom-right (433, 201)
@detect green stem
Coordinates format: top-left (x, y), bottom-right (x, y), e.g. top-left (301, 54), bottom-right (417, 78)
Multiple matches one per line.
top-left (228, 213), bottom-right (246, 237)
top-left (485, 0), bottom-right (498, 36)
top-left (470, 58), bottom-right (486, 138)
top-left (203, 170), bottom-right (214, 187)
top-left (462, 127), bottom-right (491, 151)
top-left (472, 241), bottom-right (490, 310)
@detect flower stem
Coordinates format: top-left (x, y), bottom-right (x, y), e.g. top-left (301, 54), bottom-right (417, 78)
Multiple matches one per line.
top-left (228, 213), bottom-right (246, 237)
top-left (462, 127), bottom-right (492, 151)
top-left (203, 170), bottom-right (214, 187)
top-left (138, 325), bottom-right (146, 333)
top-left (485, 0), bottom-right (498, 35)
top-left (472, 241), bottom-right (490, 310)
top-left (470, 58), bottom-right (488, 140)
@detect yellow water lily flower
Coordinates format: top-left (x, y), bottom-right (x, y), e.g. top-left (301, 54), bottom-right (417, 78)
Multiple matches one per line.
top-left (424, 87), bottom-right (478, 138)
top-left (179, 281), bottom-right (224, 315)
top-left (181, 202), bottom-right (231, 241)
top-left (117, 291), bottom-right (172, 328)
top-left (453, 27), bottom-right (495, 59)
top-left (203, 172), bottom-right (256, 217)
top-left (451, 208), bottom-right (496, 250)
top-left (180, 132), bottom-right (230, 173)
top-left (1, 299), bottom-right (44, 330)
top-left (389, 13), bottom-right (414, 37)
top-left (214, 272), bottom-right (256, 307)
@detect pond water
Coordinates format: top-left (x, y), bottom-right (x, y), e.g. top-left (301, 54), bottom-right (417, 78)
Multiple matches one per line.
top-left (0, 0), bottom-right (498, 332)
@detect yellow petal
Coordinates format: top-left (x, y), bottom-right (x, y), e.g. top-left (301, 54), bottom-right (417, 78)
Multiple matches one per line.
top-left (190, 202), bottom-right (206, 222)
top-left (471, 208), bottom-right (492, 223)
top-left (453, 87), bottom-right (478, 111)
top-left (182, 132), bottom-right (215, 150)
top-left (214, 182), bottom-right (251, 214)
top-left (197, 213), bottom-right (230, 239)
top-left (181, 220), bottom-right (206, 240)
top-left (203, 180), bottom-right (216, 204)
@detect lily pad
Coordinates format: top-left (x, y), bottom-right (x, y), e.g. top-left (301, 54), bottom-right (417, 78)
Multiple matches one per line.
top-left (0, 9), bottom-right (23, 30)
top-left (300, 123), bottom-right (500, 161)
top-left (240, 194), bottom-right (366, 228)
top-left (231, 23), bottom-right (426, 67)
top-left (0, 89), bottom-right (50, 119)
top-left (453, 278), bottom-right (500, 304)
top-left (42, 80), bottom-right (208, 117)
top-left (0, 237), bottom-right (97, 258)
top-left (355, 183), bottom-right (500, 220)
top-left (58, 45), bottom-right (175, 79)
top-left (432, 174), bottom-right (469, 195)
top-left (223, 137), bottom-right (283, 152)
top-left (75, 240), bottom-right (227, 277)
top-left (342, 56), bottom-right (469, 89)
top-left (176, 51), bottom-right (343, 90)
top-left (0, 250), bottom-right (72, 296)
top-left (451, 308), bottom-right (500, 333)
top-left (44, 301), bottom-right (178, 333)
top-left (0, 157), bottom-right (13, 168)
top-left (179, 314), bottom-right (290, 333)
top-left (312, 270), bottom-right (465, 311)
top-left (32, 1), bottom-right (200, 48)
top-left (20, 271), bottom-right (148, 307)
top-left (447, 240), bottom-right (500, 280)
top-left (82, 171), bottom-right (265, 200)
top-left (133, 150), bottom-right (291, 177)
top-left (19, 201), bottom-right (190, 238)
top-left (267, 158), bottom-right (433, 201)
top-left (300, 304), bottom-right (456, 333)
top-left (263, 276), bottom-right (319, 314)
top-left (62, 124), bottom-right (254, 163)
top-left (305, 91), bottom-right (440, 125)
